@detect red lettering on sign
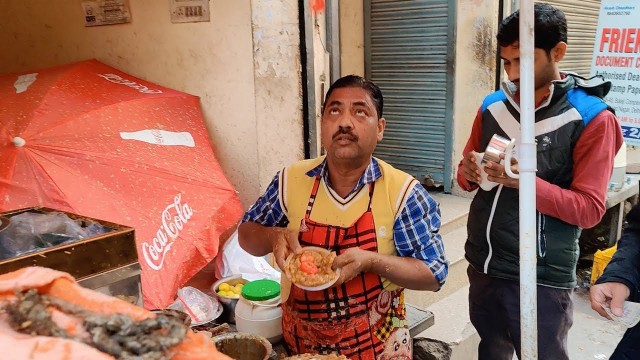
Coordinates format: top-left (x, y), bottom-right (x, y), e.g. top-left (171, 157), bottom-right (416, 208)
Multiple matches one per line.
top-left (599, 28), bottom-right (640, 53)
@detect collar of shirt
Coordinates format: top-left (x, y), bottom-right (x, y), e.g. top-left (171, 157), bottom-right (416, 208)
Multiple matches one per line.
top-left (305, 157), bottom-right (382, 197)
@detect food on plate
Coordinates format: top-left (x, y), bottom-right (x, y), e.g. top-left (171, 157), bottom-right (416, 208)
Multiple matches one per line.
top-left (216, 282), bottom-right (243, 298)
top-left (285, 248), bottom-right (338, 287)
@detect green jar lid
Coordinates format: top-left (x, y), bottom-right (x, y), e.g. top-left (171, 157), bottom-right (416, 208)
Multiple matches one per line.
top-left (241, 279), bottom-right (281, 301)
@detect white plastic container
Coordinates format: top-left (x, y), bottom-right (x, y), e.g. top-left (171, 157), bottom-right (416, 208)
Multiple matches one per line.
top-left (234, 279), bottom-right (283, 343)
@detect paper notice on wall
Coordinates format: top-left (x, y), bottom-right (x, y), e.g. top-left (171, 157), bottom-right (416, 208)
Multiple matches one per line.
top-left (170, 0), bottom-right (210, 23)
top-left (82, 0), bottom-right (131, 27)
top-left (590, 0), bottom-right (640, 145)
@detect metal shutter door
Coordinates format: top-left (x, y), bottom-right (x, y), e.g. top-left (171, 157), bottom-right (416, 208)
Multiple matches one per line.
top-left (365, 0), bottom-right (454, 190)
top-left (545, 0), bottom-right (601, 76)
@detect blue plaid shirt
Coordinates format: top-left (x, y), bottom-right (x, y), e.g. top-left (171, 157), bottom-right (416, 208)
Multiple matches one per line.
top-left (241, 157), bottom-right (448, 285)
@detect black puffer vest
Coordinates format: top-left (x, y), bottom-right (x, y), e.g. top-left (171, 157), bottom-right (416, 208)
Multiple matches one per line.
top-left (465, 74), bottom-right (611, 288)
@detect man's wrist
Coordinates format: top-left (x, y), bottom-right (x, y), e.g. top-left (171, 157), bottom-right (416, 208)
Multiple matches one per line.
top-left (364, 251), bottom-right (381, 274)
top-left (268, 227), bottom-right (285, 250)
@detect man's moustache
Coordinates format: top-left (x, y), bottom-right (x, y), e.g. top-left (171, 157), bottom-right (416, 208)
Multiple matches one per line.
top-left (333, 130), bottom-right (358, 141)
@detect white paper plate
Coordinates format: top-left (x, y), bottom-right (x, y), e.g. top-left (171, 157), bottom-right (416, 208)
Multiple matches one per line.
top-left (603, 301), bottom-right (640, 328)
top-left (284, 246), bottom-right (340, 291)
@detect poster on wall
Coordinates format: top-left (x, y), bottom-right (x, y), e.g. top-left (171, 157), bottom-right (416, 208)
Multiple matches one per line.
top-left (590, 0), bottom-right (640, 145)
top-left (82, 0), bottom-right (131, 27)
top-left (170, 0), bottom-right (210, 23)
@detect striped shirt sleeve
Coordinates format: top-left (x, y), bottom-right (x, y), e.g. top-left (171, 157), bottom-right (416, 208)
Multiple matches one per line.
top-left (241, 173), bottom-right (288, 227)
top-left (393, 183), bottom-right (449, 286)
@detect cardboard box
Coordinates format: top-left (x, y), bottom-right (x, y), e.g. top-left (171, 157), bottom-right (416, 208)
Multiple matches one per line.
top-left (0, 207), bottom-right (136, 280)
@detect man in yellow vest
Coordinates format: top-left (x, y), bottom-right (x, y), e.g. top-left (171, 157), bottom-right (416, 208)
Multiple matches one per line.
top-left (239, 75), bottom-right (448, 359)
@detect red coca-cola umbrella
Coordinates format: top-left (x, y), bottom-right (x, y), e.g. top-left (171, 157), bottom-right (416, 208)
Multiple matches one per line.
top-left (0, 59), bottom-right (242, 309)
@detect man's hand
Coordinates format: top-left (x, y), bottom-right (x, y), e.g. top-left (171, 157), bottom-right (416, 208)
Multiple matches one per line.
top-left (331, 248), bottom-right (439, 290)
top-left (270, 228), bottom-right (301, 271)
top-left (590, 282), bottom-right (630, 319)
top-left (461, 151), bottom-right (482, 184)
top-left (332, 248), bottom-right (374, 286)
top-left (485, 154), bottom-right (520, 189)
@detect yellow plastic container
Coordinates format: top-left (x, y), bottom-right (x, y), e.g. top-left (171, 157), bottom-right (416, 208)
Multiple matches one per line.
top-left (591, 244), bottom-right (618, 285)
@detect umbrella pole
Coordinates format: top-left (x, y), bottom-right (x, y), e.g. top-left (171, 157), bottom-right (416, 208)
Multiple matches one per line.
top-left (518, 0), bottom-right (538, 359)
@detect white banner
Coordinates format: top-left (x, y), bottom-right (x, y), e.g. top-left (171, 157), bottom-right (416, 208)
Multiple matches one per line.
top-left (590, 0), bottom-right (640, 145)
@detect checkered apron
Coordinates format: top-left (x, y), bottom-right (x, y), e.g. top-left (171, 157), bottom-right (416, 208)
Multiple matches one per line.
top-left (282, 176), bottom-right (407, 359)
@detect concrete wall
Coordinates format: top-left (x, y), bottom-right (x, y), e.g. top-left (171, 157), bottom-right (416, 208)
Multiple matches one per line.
top-left (339, 0), bottom-right (364, 77)
top-left (310, 6), bottom-right (330, 157)
top-left (0, 0), bottom-right (303, 207)
top-left (251, 0), bottom-right (304, 196)
top-left (450, 0), bottom-right (501, 196)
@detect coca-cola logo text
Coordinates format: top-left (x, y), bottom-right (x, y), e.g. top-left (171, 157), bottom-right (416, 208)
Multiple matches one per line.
top-left (98, 73), bottom-right (163, 94)
top-left (142, 194), bottom-right (193, 271)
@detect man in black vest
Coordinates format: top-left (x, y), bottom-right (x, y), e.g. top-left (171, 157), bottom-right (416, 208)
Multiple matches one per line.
top-left (457, 3), bottom-right (623, 359)
top-left (591, 204), bottom-right (640, 359)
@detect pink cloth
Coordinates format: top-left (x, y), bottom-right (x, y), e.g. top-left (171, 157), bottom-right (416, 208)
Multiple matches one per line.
top-left (0, 267), bottom-right (231, 360)
top-left (0, 314), bottom-right (114, 360)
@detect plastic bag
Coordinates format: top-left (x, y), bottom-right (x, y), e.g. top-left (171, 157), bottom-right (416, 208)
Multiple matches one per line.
top-left (214, 228), bottom-right (281, 282)
top-left (591, 244), bottom-right (618, 285)
top-left (168, 286), bottom-right (222, 326)
top-left (0, 212), bottom-right (88, 259)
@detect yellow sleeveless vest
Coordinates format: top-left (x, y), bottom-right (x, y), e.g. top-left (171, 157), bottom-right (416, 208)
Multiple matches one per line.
top-left (280, 156), bottom-right (418, 290)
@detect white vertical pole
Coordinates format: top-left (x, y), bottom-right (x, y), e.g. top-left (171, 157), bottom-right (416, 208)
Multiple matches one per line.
top-left (518, 0), bottom-right (538, 359)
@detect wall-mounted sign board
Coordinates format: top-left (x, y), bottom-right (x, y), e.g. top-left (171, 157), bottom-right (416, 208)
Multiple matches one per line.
top-left (170, 0), bottom-right (210, 23)
top-left (82, 0), bottom-right (132, 27)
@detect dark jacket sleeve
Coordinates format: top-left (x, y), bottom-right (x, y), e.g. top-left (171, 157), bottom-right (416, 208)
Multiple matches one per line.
top-left (595, 203), bottom-right (640, 302)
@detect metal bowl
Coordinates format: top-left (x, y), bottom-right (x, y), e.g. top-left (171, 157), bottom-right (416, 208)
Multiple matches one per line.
top-left (212, 332), bottom-right (272, 360)
top-left (212, 275), bottom-right (248, 324)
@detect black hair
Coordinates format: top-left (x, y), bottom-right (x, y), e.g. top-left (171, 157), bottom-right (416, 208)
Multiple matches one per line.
top-left (322, 75), bottom-right (384, 119)
top-left (497, 3), bottom-right (568, 55)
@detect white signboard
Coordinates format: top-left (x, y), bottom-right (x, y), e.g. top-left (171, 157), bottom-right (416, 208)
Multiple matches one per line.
top-left (82, 0), bottom-right (131, 27)
top-left (590, 0), bottom-right (640, 145)
top-left (170, 0), bottom-right (210, 24)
